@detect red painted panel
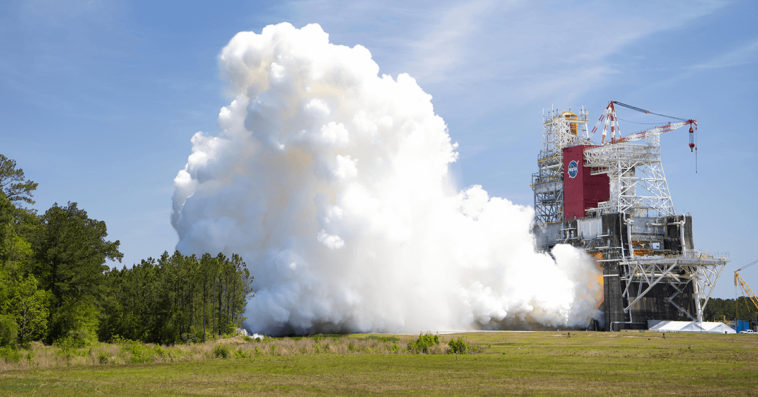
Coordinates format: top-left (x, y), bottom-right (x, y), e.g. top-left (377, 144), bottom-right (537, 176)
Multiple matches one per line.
top-left (563, 145), bottom-right (609, 219)
top-left (563, 145), bottom-right (586, 219)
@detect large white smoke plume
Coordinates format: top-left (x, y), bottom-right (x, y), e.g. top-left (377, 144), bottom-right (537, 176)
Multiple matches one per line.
top-left (172, 23), bottom-right (603, 335)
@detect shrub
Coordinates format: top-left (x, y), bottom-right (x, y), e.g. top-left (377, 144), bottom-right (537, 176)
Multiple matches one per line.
top-left (107, 337), bottom-right (158, 364)
top-left (125, 343), bottom-right (154, 364)
top-left (212, 343), bottom-right (232, 359)
top-left (0, 346), bottom-right (21, 363)
top-left (98, 351), bottom-right (110, 364)
top-left (408, 332), bottom-right (440, 354)
top-left (0, 315), bottom-right (18, 348)
top-left (154, 345), bottom-right (166, 358)
top-left (448, 337), bottom-right (468, 354)
top-left (361, 335), bottom-right (400, 343)
top-left (54, 337), bottom-right (87, 361)
top-left (53, 301), bottom-right (99, 349)
top-left (110, 334), bottom-right (129, 345)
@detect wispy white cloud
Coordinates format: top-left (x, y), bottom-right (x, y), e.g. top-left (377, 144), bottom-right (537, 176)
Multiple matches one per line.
top-left (620, 33), bottom-right (757, 99)
top-left (402, 0), bottom-right (506, 82)
top-left (271, 0), bottom-right (729, 118)
top-left (692, 39), bottom-right (758, 69)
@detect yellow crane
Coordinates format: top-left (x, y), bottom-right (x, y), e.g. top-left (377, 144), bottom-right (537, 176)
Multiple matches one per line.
top-left (735, 259), bottom-right (758, 324)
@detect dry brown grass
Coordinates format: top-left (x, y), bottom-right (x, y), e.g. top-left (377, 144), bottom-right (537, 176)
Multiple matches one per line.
top-left (0, 333), bottom-right (464, 371)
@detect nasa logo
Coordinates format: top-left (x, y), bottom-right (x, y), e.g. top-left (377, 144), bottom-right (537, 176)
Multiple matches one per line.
top-left (568, 160), bottom-right (578, 178)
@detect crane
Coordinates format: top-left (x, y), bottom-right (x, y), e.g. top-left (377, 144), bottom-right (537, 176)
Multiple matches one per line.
top-left (590, 101), bottom-right (697, 149)
top-left (735, 259), bottom-right (758, 325)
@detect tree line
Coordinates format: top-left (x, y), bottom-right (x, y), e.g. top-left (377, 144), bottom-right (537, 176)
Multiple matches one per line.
top-left (702, 297), bottom-right (758, 323)
top-left (0, 154), bottom-right (254, 349)
top-left (100, 251), bottom-right (253, 344)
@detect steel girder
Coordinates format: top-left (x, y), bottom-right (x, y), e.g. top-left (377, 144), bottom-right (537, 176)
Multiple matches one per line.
top-left (619, 251), bottom-right (728, 323)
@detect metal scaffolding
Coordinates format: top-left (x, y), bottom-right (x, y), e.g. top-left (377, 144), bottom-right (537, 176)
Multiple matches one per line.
top-left (531, 108), bottom-right (590, 223)
top-left (583, 133), bottom-right (675, 218)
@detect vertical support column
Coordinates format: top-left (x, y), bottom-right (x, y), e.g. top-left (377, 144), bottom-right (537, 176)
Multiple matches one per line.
top-left (603, 262), bottom-right (626, 331)
top-left (693, 272), bottom-right (703, 323)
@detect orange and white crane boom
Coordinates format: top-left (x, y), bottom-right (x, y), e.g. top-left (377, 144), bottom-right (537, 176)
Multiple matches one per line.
top-left (590, 101), bottom-right (698, 150)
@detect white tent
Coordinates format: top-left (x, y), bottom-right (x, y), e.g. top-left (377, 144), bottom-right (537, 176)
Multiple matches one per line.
top-left (703, 322), bottom-right (738, 334)
top-left (679, 322), bottom-right (706, 332)
top-left (648, 320), bottom-right (736, 334)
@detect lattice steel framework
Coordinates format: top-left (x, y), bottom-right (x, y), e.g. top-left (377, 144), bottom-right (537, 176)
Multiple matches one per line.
top-left (531, 108), bottom-right (590, 224)
top-left (583, 133), bottom-right (675, 218)
top-left (619, 250), bottom-right (728, 323)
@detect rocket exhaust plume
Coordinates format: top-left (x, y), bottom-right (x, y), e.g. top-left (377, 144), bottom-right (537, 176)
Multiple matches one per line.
top-left (172, 23), bottom-right (603, 335)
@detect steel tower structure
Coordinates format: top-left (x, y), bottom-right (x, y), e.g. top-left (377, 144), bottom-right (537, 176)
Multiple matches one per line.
top-left (531, 108), bottom-right (590, 224)
top-left (532, 101), bottom-right (728, 330)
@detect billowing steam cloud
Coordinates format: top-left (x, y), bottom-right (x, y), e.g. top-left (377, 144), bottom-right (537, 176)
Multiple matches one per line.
top-left (172, 23), bottom-right (602, 335)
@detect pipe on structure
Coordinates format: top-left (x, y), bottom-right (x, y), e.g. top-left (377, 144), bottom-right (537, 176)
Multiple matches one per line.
top-left (610, 321), bottom-right (647, 332)
top-left (626, 218), bottom-right (635, 258)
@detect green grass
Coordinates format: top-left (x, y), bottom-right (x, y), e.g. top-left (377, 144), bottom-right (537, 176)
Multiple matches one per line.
top-left (0, 331), bottom-right (756, 396)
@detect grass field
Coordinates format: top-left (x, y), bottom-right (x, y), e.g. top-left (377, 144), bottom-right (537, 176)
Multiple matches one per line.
top-left (1, 331), bottom-right (756, 396)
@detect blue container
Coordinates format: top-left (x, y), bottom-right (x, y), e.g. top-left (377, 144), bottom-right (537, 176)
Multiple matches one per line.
top-left (736, 320), bottom-right (750, 333)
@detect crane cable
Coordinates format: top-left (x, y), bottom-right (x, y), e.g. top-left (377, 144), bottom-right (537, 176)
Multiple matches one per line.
top-left (615, 118), bottom-right (664, 125)
top-left (737, 259), bottom-right (758, 273)
top-left (613, 101), bottom-right (689, 122)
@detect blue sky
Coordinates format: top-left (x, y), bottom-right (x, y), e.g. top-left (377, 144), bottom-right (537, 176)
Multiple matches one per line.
top-left (1, 0), bottom-right (756, 299)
